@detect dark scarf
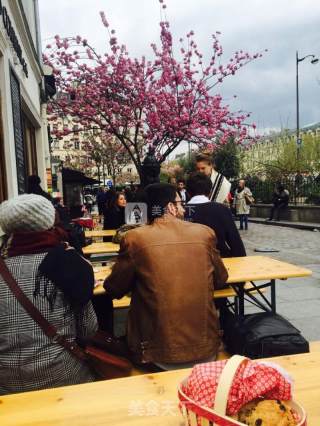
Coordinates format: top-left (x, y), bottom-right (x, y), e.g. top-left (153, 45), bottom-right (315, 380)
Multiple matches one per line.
top-left (5, 227), bottom-right (68, 258)
top-left (3, 228), bottom-right (93, 309)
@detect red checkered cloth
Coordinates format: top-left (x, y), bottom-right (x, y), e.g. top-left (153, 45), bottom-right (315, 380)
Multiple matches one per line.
top-left (182, 359), bottom-right (292, 416)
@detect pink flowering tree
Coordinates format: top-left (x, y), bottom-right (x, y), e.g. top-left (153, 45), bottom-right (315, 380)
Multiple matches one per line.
top-left (83, 133), bottom-right (132, 184)
top-left (44, 0), bottom-right (265, 182)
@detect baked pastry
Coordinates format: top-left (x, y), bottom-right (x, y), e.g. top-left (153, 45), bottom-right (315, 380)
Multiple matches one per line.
top-left (237, 399), bottom-right (296, 426)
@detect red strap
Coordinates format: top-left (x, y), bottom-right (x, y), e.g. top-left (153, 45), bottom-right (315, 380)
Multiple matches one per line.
top-left (0, 256), bottom-right (87, 361)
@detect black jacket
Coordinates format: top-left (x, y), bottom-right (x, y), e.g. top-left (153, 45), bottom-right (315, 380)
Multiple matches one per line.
top-left (185, 201), bottom-right (246, 258)
top-left (103, 206), bottom-right (125, 230)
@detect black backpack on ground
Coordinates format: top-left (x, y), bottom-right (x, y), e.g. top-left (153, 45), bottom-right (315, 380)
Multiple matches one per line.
top-left (220, 308), bottom-right (309, 358)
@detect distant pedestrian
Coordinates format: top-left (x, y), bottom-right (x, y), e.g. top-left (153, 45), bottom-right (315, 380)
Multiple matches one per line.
top-left (267, 184), bottom-right (289, 221)
top-left (84, 193), bottom-right (94, 213)
top-left (177, 179), bottom-right (189, 204)
top-left (96, 187), bottom-right (108, 216)
top-left (103, 192), bottom-right (127, 230)
top-left (234, 179), bottom-right (254, 230)
top-left (124, 186), bottom-right (135, 202)
top-left (195, 152), bottom-right (231, 204)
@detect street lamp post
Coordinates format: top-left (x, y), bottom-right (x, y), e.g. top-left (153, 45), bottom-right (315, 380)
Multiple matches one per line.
top-left (295, 51), bottom-right (318, 164)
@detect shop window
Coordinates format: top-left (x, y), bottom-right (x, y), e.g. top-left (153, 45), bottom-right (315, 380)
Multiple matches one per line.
top-left (23, 115), bottom-right (38, 176)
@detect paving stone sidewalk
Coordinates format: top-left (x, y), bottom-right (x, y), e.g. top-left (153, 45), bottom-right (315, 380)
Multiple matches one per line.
top-left (241, 223), bottom-right (320, 342)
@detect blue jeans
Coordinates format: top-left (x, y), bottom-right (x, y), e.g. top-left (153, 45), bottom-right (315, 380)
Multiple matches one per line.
top-left (239, 214), bottom-right (248, 230)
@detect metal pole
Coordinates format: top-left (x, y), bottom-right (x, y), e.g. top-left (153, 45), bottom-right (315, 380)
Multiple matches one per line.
top-left (296, 51), bottom-right (300, 164)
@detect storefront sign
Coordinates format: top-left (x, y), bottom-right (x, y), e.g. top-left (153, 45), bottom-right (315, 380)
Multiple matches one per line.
top-left (0, 1), bottom-right (28, 77)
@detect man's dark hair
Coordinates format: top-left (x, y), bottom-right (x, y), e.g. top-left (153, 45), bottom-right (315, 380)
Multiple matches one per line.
top-left (195, 152), bottom-right (213, 165)
top-left (186, 172), bottom-right (212, 197)
top-left (145, 183), bottom-right (177, 221)
top-left (177, 178), bottom-right (185, 184)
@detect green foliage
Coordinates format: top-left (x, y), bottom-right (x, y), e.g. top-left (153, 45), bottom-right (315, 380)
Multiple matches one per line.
top-left (213, 139), bottom-right (240, 179)
top-left (159, 170), bottom-right (170, 182)
top-left (176, 153), bottom-right (196, 175)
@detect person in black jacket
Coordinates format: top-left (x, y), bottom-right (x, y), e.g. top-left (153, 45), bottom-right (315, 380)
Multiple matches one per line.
top-left (267, 184), bottom-right (290, 221)
top-left (185, 173), bottom-right (246, 258)
top-left (103, 192), bottom-right (127, 230)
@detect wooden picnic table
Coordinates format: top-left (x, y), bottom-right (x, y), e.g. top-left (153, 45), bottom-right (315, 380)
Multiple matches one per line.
top-left (83, 242), bottom-right (120, 255)
top-left (92, 256), bottom-right (312, 315)
top-left (94, 266), bottom-right (264, 300)
top-left (85, 229), bottom-right (116, 238)
top-left (1, 342), bottom-right (319, 426)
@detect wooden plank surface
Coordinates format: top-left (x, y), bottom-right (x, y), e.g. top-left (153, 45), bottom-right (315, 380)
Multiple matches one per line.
top-left (83, 242), bottom-right (120, 255)
top-left (1, 344), bottom-right (319, 426)
top-left (91, 255), bottom-right (312, 281)
top-left (92, 255), bottom-right (312, 297)
top-left (223, 256), bottom-right (311, 282)
top-left (93, 266), bottom-right (265, 301)
top-left (85, 230), bottom-right (116, 238)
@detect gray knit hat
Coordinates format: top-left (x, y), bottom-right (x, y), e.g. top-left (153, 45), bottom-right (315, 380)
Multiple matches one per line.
top-left (0, 194), bottom-right (56, 234)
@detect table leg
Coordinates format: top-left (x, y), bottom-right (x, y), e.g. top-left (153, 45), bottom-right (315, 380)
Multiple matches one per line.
top-left (238, 284), bottom-right (245, 318)
top-left (271, 279), bottom-right (276, 313)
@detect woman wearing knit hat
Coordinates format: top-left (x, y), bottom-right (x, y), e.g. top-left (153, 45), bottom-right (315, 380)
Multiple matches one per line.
top-left (0, 194), bottom-right (98, 395)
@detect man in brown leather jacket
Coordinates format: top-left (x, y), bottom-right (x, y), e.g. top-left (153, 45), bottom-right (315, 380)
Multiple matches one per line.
top-left (104, 183), bottom-right (228, 368)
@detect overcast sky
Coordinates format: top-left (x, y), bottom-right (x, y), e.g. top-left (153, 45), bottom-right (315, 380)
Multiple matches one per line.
top-left (39, 0), bottom-right (320, 136)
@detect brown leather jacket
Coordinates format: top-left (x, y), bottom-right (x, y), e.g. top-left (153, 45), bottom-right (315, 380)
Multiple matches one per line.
top-left (104, 214), bottom-right (228, 364)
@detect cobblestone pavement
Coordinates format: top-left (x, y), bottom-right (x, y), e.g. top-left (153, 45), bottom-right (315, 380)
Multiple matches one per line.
top-left (241, 223), bottom-right (320, 341)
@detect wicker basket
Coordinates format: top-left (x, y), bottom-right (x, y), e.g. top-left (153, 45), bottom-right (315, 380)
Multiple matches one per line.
top-left (178, 355), bottom-right (307, 426)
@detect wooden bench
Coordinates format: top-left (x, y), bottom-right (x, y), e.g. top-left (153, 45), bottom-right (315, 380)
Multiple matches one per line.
top-left (83, 242), bottom-right (120, 255)
top-left (94, 282), bottom-right (265, 308)
top-left (85, 229), bottom-right (116, 238)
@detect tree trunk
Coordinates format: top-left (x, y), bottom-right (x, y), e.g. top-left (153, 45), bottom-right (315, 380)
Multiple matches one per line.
top-left (140, 148), bottom-right (160, 187)
top-left (102, 162), bottom-right (106, 185)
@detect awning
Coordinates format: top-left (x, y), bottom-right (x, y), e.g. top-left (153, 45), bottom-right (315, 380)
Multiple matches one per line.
top-left (62, 167), bottom-right (100, 185)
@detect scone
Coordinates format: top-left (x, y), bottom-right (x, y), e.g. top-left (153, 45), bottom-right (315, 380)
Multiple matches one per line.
top-left (237, 399), bottom-right (296, 426)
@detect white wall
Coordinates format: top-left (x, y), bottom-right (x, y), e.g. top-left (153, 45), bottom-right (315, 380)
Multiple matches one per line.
top-left (0, 0), bottom-right (49, 196)
top-left (19, 0), bottom-right (38, 50)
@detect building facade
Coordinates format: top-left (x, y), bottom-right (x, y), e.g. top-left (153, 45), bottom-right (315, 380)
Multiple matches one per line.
top-left (49, 116), bottom-right (139, 187)
top-left (0, 0), bottom-right (50, 202)
top-left (240, 124), bottom-right (320, 177)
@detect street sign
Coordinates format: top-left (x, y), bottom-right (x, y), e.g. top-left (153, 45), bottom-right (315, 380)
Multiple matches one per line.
top-left (296, 137), bottom-right (302, 146)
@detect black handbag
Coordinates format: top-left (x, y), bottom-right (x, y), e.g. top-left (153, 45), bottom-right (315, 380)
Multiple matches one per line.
top-left (220, 308), bottom-right (309, 359)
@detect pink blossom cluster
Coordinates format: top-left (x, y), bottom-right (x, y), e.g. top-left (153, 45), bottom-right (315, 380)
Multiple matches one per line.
top-left (44, 0), bottom-right (264, 174)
